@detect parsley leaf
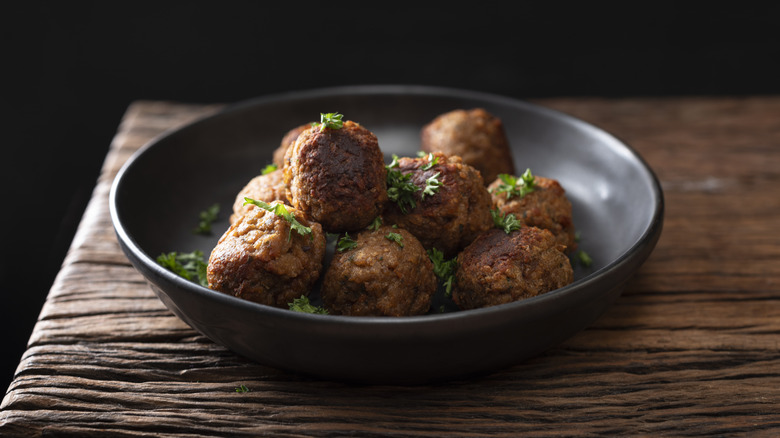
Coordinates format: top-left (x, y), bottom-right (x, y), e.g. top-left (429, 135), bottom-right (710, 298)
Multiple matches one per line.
top-left (386, 154), bottom-right (421, 214)
top-left (337, 233), bottom-right (358, 252)
top-left (491, 208), bottom-right (522, 234)
top-left (421, 171), bottom-right (442, 200)
top-left (288, 295), bottom-right (329, 314)
top-left (385, 232), bottom-right (404, 248)
top-left (235, 384), bottom-right (250, 393)
top-left (317, 112), bottom-right (344, 131)
top-left (367, 216), bottom-right (383, 231)
top-left (243, 197), bottom-right (312, 241)
top-left (261, 163), bottom-right (278, 175)
top-left (156, 250), bottom-right (209, 287)
top-left (492, 168), bottom-right (536, 200)
top-left (193, 203), bottom-right (220, 235)
top-left (427, 248), bottom-right (457, 297)
top-left (575, 250), bottom-right (593, 267)
top-left (387, 154), bottom-right (401, 169)
top-left (421, 152), bottom-right (439, 171)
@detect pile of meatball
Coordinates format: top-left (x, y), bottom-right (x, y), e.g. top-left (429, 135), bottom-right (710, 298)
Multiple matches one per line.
top-left (207, 108), bottom-right (577, 316)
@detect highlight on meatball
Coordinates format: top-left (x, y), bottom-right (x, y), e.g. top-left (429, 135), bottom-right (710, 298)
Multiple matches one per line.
top-left (207, 201), bottom-right (326, 308)
top-left (283, 115), bottom-right (388, 233)
top-left (488, 170), bottom-right (577, 254)
top-left (420, 108), bottom-right (515, 184)
top-left (320, 225), bottom-right (437, 316)
top-left (230, 168), bottom-right (289, 224)
top-left (272, 123), bottom-right (311, 168)
top-left (383, 151), bottom-right (493, 258)
top-left (452, 226), bottom-right (574, 310)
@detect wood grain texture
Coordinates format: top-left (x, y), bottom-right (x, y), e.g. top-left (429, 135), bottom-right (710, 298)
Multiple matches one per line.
top-left (2, 96), bottom-right (780, 437)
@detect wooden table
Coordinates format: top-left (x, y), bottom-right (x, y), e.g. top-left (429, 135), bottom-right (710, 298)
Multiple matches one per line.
top-left (2, 96), bottom-right (779, 436)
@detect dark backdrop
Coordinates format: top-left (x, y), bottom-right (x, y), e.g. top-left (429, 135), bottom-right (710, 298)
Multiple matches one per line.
top-left (2, 3), bottom-right (778, 391)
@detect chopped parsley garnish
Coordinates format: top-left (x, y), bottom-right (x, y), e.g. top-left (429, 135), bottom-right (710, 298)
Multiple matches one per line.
top-left (317, 112), bottom-right (344, 131)
top-left (288, 295), bottom-right (329, 314)
top-left (575, 250), bottom-right (593, 267)
top-left (243, 197), bottom-right (312, 241)
top-left (421, 152), bottom-right (439, 171)
top-left (337, 233), bottom-right (358, 252)
top-left (421, 171), bottom-right (442, 200)
top-left (385, 232), bottom-right (404, 248)
top-left (386, 154), bottom-right (420, 214)
top-left (387, 154), bottom-right (402, 168)
top-left (367, 216), bottom-right (383, 231)
top-left (156, 250), bottom-right (209, 287)
top-left (235, 384), bottom-right (250, 393)
top-left (193, 203), bottom-right (220, 235)
top-left (427, 248), bottom-right (457, 297)
top-left (492, 169), bottom-right (536, 200)
top-left (261, 163), bottom-right (278, 175)
top-left (491, 208), bottom-right (522, 234)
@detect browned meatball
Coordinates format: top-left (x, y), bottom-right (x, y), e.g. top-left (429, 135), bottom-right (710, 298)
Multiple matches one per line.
top-left (283, 120), bottom-right (387, 233)
top-left (230, 169), bottom-right (289, 224)
top-left (321, 225), bottom-right (437, 316)
top-left (452, 227), bottom-right (574, 310)
top-left (207, 203), bottom-right (326, 308)
top-left (421, 108), bottom-right (515, 184)
top-left (488, 173), bottom-right (577, 254)
top-left (383, 152), bottom-right (493, 258)
top-left (272, 123), bottom-right (311, 168)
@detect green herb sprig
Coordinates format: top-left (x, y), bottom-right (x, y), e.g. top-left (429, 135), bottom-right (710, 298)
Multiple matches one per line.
top-left (261, 163), bottom-right (278, 175)
top-left (317, 112), bottom-right (344, 131)
top-left (421, 152), bottom-right (439, 171)
top-left (156, 250), bottom-right (209, 287)
top-left (491, 208), bottom-right (522, 234)
top-left (421, 172), bottom-right (442, 200)
top-left (385, 232), bottom-right (404, 248)
top-left (337, 233), bottom-right (358, 252)
top-left (193, 203), bottom-right (220, 235)
top-left (492, 169), bottom-right (536, 200)
top-left (572, 232), bottom-right (593, 267)
top-left (386, 154), bottom-right (421, 214)
top-left (288, 295), bottom-right (329, 314)
top-left (367, 216), bottom-right (383, 231)
top-left (235, 384), bottom-right (250, 393)
top-left (427, 248), bottom-right (457, 296)
top-left (243, 197), bottom-right (312, 241)
top-left (575, 250), bottom-right (593, 267)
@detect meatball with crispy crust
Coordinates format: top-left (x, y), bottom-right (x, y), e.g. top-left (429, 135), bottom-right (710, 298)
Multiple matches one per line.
top-left (488, 172), bottom-right (577, 254)
top-left (230, 169), bottom-right (289, 224)
top-left (421, 108), bottom-right (515, 184)
top-left (383, 152), bottom-right (493, 258)
top-left (321, 225), bottom-right (437, 316)
top-left (272, 123), bottom-right (311, 168)
top-left (207, 203), bottom-right (326, 308)
top-left (453, 226), bottom-right (574, 310)
top-left (283, 120), bottom-right (387, 233)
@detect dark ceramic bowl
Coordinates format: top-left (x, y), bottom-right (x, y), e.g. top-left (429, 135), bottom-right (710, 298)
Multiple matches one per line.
top-left (109, 85), bottom-right (663, 384)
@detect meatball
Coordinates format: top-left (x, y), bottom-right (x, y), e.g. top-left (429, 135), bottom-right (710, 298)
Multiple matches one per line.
top-left (420, 108), bottom-right (515, 184)
top-left (207, 203), bottom-right (326, 308)
top-left (383, 152), bottom-right (493, 258)
top-left (488, 173), bottom-right (577, 253)
top-left (283, 120), bottom-right (387, 233)
top-left (272, 123), bottom-right (311, 168)
top-left (230, 169), bottom-right (289, 224)
top-left (321, 225), bottom-right (437, 316)
top-left (453, 226), bottom-right (574, 310)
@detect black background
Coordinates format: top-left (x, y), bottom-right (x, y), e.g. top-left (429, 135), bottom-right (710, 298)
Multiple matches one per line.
top-left (2, 3), bottom-right (778, 392)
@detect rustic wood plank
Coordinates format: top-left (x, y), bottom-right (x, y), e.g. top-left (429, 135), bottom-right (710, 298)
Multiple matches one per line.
top-left (2, 96), bottom-right (780, 437)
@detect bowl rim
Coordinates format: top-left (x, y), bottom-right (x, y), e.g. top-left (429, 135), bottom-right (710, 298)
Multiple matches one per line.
top-left (109, 84), bottom-right (664, 330)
